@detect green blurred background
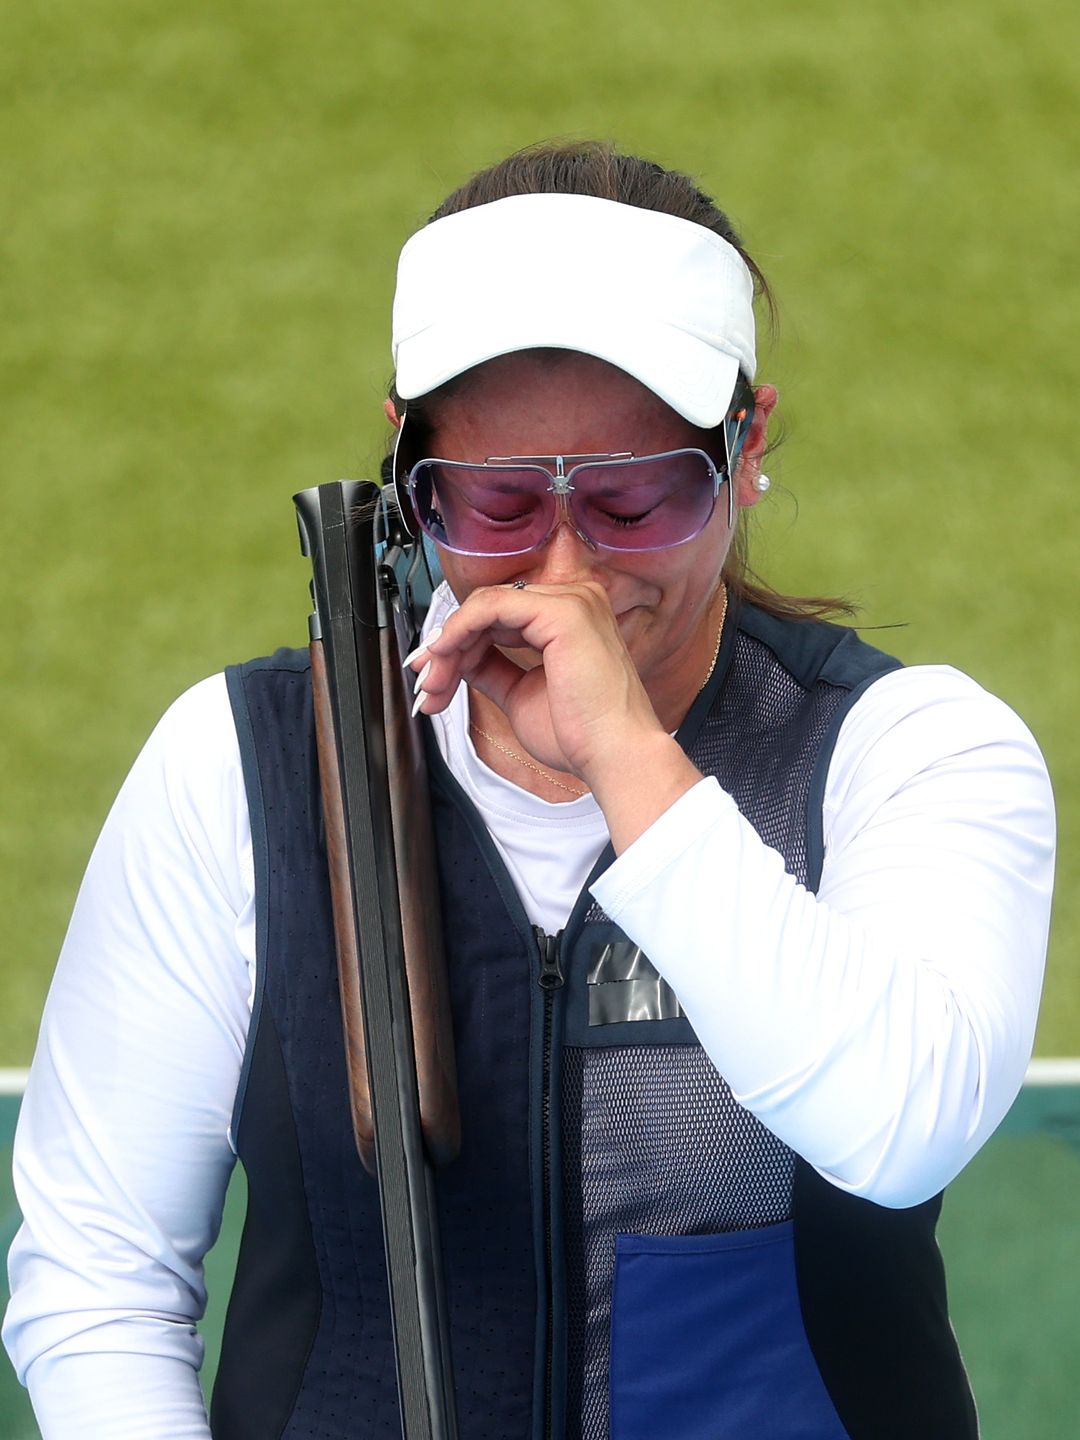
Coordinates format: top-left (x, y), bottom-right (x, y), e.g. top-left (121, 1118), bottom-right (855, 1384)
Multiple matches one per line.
top-left (1, 0), bottom-right (1077, 1431)
top-left (2, 0), bottom-right (1075, 1058)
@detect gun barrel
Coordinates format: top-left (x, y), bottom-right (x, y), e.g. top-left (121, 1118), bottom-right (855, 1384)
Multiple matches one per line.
top-left (294, 480), bottom-right (459, 1440)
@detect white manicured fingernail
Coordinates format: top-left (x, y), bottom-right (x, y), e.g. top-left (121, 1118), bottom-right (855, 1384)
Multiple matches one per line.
top-left (413, 661), bottom-right (431, 694)
top-left (411, 690), bottom-right (427, 718)
top-left (402, 627), bottom-right (442, 668)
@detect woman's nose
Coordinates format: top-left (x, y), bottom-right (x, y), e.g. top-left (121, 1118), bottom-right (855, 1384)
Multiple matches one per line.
top-left (525, 510), bottom-right (600, 584)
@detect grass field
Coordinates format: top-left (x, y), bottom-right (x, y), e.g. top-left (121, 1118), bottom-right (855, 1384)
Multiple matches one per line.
top-left (1, 0), bottom-right (1076, 1064)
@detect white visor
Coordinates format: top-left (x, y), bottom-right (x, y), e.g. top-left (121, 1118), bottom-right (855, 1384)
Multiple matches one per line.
top-left (391, 192), bottom-right (756, 429)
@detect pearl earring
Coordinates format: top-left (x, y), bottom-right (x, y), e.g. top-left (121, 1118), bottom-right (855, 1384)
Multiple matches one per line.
top-left (754, 473), bottom-right (771, 493)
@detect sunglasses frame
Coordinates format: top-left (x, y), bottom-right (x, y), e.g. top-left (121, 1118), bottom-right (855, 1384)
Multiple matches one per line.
top-left (389, 384), bottom-right (755, 557)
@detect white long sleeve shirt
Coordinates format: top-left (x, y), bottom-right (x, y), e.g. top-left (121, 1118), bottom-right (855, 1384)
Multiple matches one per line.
top-left (3, 620), bottom-right (1055, 1438)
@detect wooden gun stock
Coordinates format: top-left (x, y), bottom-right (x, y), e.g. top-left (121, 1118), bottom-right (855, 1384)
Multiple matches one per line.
top-left (307, 608), bottom-right (460, 1169)
top-left (379, 595), bottom-right (460, 1167)
top-left (309, 636), bottom-right (378, 1169)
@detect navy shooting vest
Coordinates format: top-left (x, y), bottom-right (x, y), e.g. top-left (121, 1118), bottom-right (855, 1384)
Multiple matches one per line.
top-left (211, 602), bottom-right (978, 1440)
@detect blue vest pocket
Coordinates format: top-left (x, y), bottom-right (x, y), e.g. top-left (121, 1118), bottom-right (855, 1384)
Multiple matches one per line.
top-left (608, 1223), bottom-right (849, 1440)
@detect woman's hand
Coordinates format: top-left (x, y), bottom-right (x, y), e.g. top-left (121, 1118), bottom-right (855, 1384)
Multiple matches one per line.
top-left (405, 580), bottom-right (702, 849)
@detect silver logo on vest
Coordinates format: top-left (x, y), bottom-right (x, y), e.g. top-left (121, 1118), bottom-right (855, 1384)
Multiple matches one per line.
top-left (587, 941), bottom-right (684, 1025)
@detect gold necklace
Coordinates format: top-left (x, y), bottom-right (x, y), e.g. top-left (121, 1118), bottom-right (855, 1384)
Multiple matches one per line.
top-left (468, 723), bottom-right (589, 797)
top-left (702, 582), bottom-right (728, 688)
top-left (467, 583), bottom-right (728, 797)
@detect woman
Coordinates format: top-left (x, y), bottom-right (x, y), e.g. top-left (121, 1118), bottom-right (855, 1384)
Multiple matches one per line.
top-left (4, 142), bottom-right (1055, 1439)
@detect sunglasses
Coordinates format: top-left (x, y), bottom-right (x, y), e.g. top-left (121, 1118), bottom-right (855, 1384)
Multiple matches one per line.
top-left (390, 380), bottom-right (755, 558)
top-left (396, 391), bottom-right (752, 557)
top-left (403, 448), bottom-right (731, 557)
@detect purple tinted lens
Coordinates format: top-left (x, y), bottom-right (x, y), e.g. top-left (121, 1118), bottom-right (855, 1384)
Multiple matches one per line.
top-left (409, 461), bottom-right (556, 555)
top-left (570, 451), bottom-right (718, 551)
top-left (408, 450), bottom-right (720, 556)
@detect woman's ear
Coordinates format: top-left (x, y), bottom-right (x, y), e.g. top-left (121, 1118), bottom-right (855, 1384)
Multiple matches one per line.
top-left (734, 384), bottom-right (778, 509)
top-left (384, 397), bottom-right (402, 429)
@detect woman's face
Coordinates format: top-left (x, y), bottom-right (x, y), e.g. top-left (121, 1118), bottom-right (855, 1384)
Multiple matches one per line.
top-left (415, 350), bottom-right (770, 715)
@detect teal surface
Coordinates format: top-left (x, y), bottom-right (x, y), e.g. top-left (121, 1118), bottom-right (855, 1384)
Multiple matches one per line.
top-left (2, 1089), bottom-right (1078, 1437)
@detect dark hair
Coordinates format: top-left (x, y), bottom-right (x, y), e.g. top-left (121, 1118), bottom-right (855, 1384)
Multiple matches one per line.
top-left (388, 140), bottom-right (853, 622)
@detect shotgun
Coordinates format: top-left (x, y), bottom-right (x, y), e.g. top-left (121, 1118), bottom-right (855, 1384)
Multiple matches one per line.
top-left (294, 479), bottom-right (459, 1440)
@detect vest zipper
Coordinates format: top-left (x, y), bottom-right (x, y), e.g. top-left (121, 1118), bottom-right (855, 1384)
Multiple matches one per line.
top-left (535, 926), bottom-right (565, 1439)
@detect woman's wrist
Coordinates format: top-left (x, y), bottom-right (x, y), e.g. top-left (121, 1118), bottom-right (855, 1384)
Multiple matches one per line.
top-left (586, 731), bottom-right (703, 854)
